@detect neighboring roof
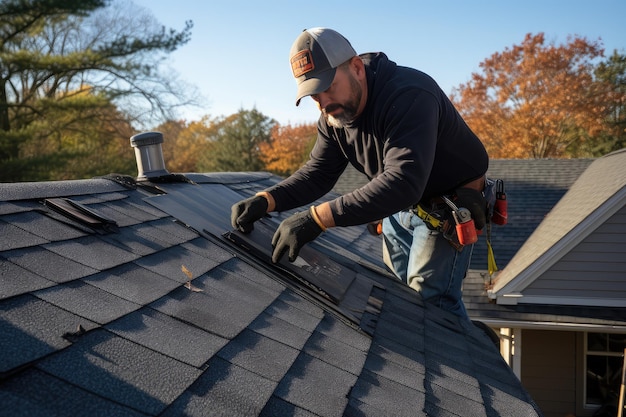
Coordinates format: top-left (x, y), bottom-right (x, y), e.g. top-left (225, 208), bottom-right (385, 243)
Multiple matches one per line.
top-left (470, 158), bottom-right (593, 271)
top-left (333, 158), bottom-right (626, 330)
top-left (332, 159), bottom-right (594, 271)
top-left (0, 172), bottom-right (541, 416)
top-left (489, 149), bottom-right (626, 308)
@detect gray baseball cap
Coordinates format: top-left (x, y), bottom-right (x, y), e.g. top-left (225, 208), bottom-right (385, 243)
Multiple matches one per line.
top-left (289, 28), bottom-right (357, 106)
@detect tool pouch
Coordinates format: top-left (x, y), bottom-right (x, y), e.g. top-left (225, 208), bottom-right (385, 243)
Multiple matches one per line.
top-left (452, 188), bottom-right (488, 231)
top-left (484, 178), bottom-right (508, 225)
top-left (415, 202), bottom-right (464, 251)
top-left (415, 182), bottom-right (489, 251)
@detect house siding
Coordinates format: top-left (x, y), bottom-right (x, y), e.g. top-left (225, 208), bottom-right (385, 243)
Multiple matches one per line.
top-left (522, 329), bottom-right (577, 417)
top-left (524, 206), bottom-right (626, 302)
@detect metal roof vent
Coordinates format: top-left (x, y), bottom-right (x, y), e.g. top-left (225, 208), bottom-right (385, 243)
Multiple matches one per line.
top-left (130, 131), bottom-right (169, 180)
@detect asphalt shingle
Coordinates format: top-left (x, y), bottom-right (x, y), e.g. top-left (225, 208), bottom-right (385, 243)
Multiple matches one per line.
top-left (0, 258), bottom-right (55, 298)
top-left (36, 329), bottom-right (202, 415)
top-left (105, 307), bottom-right (229, 367)
top-left (0, 295), bottom-right (98, 374)
top-left (0, 171), bottom-right (542, 416)
top-left (0, 368), bottom-right (147, 417)
top-left (34, 280), bottom-right (141, 324)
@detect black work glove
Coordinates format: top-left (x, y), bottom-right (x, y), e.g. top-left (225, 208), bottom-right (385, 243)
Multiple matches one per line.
top-left (271, 210), bottom-right (323, 263)
top-left (231, 195), bottom-right (268, 234)
top-left (454, 188), bottom-right (487, 230)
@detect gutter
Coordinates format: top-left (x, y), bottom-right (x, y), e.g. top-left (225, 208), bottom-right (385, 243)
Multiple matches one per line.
top-left (474, 317), bottom-right (626, 333)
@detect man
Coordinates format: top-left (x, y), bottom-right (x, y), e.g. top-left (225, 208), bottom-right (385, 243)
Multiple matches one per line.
top-left (231, 27), bottom-right (489, 318)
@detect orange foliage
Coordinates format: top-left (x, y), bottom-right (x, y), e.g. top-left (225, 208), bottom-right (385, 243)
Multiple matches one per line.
top-left (158, 118), bottom-right (213, 172)
top-left (452, 33), bottom-right (610, 158)
top-left (260, 123), bottom-right (317, 176)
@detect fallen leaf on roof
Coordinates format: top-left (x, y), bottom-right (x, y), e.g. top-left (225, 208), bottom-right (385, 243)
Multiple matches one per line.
top-left (181, 265), bottom-right (193, 280)
top-left (181, 264), bottom-right (203, 292)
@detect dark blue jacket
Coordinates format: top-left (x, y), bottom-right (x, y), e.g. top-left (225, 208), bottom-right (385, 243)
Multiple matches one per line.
top-left (268, 52), bottom-right (489, 226)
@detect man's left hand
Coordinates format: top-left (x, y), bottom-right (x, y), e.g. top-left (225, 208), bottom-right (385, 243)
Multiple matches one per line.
top-left (271, 210), bottom-right (323, 263)
top-left (455, 188), bottom-right (487, 230)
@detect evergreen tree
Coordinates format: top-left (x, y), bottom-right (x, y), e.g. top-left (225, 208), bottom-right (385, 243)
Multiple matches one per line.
top-left (0, 0), bottom-right (194, 181)
top-left (593, 51), bottom-right (626, 155)
top-left (198, 109), bottom-right (276, 172)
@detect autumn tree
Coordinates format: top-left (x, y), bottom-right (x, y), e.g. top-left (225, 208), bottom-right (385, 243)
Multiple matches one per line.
top-left (0, 0), bottom-right (194, 181)
top-left (260, 122), bottom-right (317, 176)
top-left (451, 33), bottom-right (611, 158)
top-left (156, 118), bottom-right (213, 173)
top-left (197, 109), bottom-right (276, 172)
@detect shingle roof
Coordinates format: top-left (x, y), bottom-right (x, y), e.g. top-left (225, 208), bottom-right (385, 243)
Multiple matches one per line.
top-left (460, 155), bottom-right (626, 327)
top-left (489, 149), bottom-right (626, 307)
top-left (333, 158), bottom-right (626, 329)
top-left (471, 158), bottom-right (594, 271)
top-left (332, 159), bottom-right (594, 271)
top-left (0, 171), bottom-right (541, 416)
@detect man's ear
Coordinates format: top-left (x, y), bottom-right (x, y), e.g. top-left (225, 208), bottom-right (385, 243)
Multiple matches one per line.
top-left (350, 56), bottom-right (366, 80)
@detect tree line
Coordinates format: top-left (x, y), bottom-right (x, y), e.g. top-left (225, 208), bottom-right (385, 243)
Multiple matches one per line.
top-left (1, 0), bottom-right (624, 182)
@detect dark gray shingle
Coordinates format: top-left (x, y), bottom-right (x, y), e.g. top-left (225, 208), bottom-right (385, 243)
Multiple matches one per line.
top-left (0, 171), bottom-right (542, 416)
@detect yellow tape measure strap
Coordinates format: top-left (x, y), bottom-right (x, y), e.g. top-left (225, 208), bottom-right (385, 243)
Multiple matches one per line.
top-left (416, 205), bottom-right (441, 229)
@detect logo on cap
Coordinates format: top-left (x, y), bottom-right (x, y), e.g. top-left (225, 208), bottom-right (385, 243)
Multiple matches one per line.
top-left (291, 50), bottom-right (314, 78)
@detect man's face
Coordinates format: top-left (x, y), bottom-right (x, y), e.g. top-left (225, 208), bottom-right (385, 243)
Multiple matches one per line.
top-left (311, 64), bottom-right (362, 128)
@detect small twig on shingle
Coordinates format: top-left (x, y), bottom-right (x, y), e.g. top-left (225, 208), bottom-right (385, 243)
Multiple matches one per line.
top-left (62, 324), bottom-right (86, 342)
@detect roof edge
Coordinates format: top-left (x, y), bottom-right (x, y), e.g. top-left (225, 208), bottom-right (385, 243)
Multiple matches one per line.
top-left (512, 294), bottom-right (626, 308)
top-left (0, 178), bottom-right (126, 202)
top-left (475, 318), bottom-right (626, 332)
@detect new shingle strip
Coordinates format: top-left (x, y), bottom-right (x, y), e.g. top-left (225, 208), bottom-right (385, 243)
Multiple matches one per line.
top-left (224, 227), bottom-right (357, 304)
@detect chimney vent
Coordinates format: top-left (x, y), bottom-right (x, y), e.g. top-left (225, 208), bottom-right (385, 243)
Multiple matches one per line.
top-left (130, 131), bottom-right (169, 180)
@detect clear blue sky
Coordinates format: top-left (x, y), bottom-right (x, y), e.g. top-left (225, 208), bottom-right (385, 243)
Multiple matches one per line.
top-left (131, 0), bottom-right (626, 126)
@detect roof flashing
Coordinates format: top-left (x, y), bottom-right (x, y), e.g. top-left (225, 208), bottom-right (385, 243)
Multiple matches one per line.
top-left (43, 197), bottom-right (119, 234)
top-left (224, 228), bottom-right (386, 337)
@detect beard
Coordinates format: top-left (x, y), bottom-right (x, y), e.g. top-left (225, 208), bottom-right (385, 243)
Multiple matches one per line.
top-left (322, 72), bottom-right (362, 128)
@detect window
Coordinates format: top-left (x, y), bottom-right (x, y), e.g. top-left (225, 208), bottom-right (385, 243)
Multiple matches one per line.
top-left (585, 332), bottom-right (626, 407)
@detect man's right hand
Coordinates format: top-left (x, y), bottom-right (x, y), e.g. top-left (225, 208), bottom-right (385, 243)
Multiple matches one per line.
top-left (231, 195), bottom-right (269, 234)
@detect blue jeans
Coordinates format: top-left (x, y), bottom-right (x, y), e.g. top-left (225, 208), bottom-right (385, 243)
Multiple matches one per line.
top-left (382, 210), bottom-right (473, 318)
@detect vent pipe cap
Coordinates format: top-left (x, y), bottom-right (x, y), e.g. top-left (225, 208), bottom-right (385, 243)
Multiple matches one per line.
top-left (130, 131), bottom-right (169, 180)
